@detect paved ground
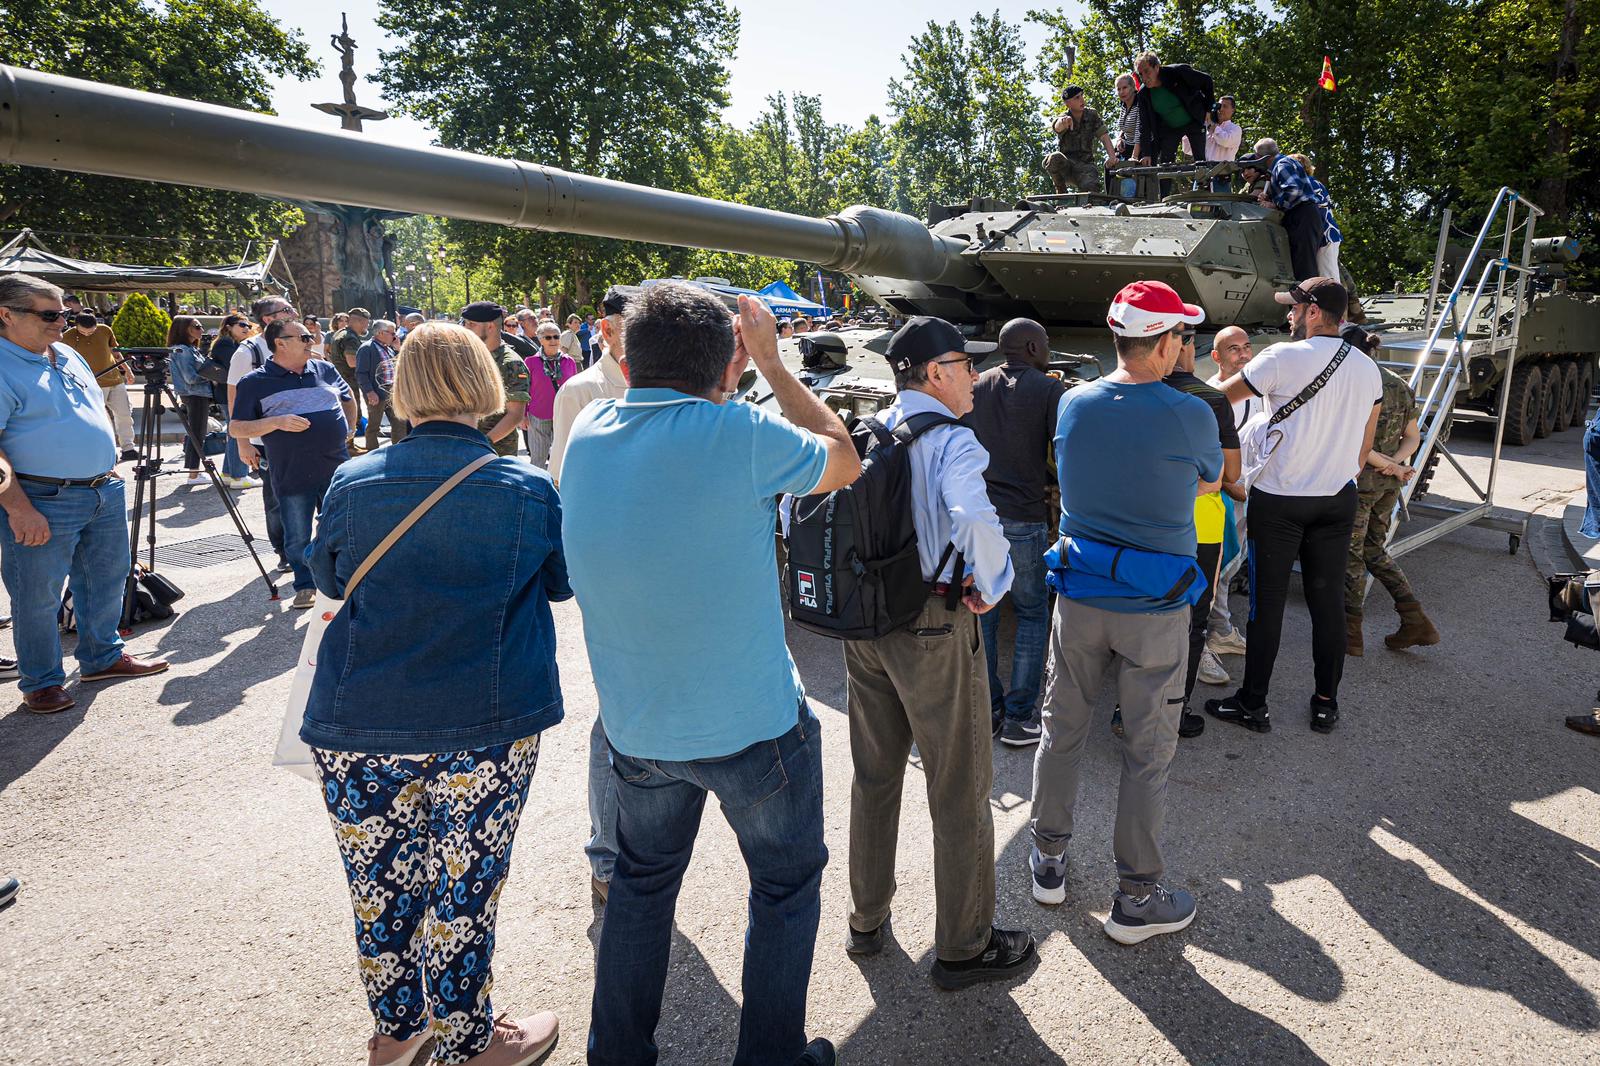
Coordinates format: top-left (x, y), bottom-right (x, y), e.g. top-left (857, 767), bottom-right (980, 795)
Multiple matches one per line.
top-left (1, 418), bottom-right (1597, 1065)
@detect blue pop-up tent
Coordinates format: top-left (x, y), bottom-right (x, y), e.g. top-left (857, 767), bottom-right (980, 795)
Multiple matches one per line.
top-left (759, 280), bottom-right (830, 319)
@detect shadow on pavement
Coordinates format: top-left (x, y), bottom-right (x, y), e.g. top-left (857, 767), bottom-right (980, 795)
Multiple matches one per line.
top-left (150, 577), bottom-right (299, 726)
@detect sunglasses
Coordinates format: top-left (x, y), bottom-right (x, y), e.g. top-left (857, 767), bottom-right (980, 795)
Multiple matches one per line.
top-left (932, 355), bottom-right (975, 371)
top-left (279, 333), bottom-right (313, 343)
top-left (8, 306), bottom-right (68, 322)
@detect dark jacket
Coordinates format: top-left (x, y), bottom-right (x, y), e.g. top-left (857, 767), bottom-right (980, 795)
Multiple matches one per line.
top-left (1134, 63), bottom-right (1215, 158)
top-left (301, 420), bottom-right (572, 754)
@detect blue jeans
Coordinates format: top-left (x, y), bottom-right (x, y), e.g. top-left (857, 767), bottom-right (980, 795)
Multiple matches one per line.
top-left (0, 479), bottom-right (128, 692)
top-left (276, 487), bottom-right (325, 592)
top-left (587, 716), bottom-right (619, 881)
top-left (1582, 419), bottom-right (1600, 539)
top-left (588, 705), bottom-right (827, 1066)
top-left (221, 436), bottom-right (250, 480)
top-left (980, 520), bottom-right (1052, 723)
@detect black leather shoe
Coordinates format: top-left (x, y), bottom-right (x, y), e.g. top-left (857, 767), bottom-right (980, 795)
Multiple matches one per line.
top-left (795, 1038), bottom-right (835, 1065)
top-left (845, 915), bottom-right (887, 956)
top-left (929, 927), bottom-right (1037, 990)
top-left (1205, 695), bottom-right (1271, 733)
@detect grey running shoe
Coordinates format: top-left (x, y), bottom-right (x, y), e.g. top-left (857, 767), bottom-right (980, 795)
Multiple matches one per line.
top-left (999, 717), bottom-right (1042, 747)
top-left (1197, 648), bottom-right (1231, 686)
top-left (1030, 846), bottom-right (1066, 905)
top-left (1104, 884), bottom-right (1197, 945)
top-left (1207, 626), bottom-right (1247, 656)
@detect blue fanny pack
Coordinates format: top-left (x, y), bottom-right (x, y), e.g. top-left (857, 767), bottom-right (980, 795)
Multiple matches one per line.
top-left (1044, 536), bottom-right (1208, 607)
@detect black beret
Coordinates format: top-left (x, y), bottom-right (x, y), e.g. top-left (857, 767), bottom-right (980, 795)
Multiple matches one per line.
top-left (460, 301), bottom-right (505, 323)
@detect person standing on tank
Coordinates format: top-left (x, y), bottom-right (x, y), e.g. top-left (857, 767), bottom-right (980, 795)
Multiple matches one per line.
top-left (1045, 85), bottom-right (1117, 194)
top-left (964, 317), bottom-right (1065, 746)
top-left (1208, 278), bottom-right (1382, 735)
top-left (1132, 52), bottom-right (1215, 193)
top-left (1251, 138), bottom-right (1324, 282)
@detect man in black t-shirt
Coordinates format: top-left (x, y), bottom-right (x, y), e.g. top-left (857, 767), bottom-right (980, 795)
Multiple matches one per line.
top-left (965, 318), bottom-right (1067, 747)
top-left (1161, 327), bottom-right (1241, 738)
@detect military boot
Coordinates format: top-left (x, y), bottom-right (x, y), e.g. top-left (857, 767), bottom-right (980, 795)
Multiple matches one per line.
top-left (1385, 599), bottom-right (1440, 650)
top-left (1346, 612), bottom-right (1363, 657)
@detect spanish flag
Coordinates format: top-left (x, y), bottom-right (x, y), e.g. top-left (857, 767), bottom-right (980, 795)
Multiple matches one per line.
top-left (1319, 56), bottom-right (1337, 91)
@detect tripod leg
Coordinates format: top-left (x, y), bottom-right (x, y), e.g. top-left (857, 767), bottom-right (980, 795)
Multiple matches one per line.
top-left (121, 382), bottom-right (162, 631)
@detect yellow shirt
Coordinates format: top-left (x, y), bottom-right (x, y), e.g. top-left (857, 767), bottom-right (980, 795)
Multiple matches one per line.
top-left (1195, 491), bottom-right (1226, 544)
top-left (59, 324), bottom-right (122, 387)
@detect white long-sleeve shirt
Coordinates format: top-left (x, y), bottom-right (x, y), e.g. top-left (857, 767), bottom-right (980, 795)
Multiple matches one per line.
top-left (879, 389), bottom-right (1014, 605)
top-left (548, 348), bottom-right (627, 485)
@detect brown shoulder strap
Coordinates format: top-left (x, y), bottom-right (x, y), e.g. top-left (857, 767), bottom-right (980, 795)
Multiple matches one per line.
top-left (342, 452), bottom-right (497, 600)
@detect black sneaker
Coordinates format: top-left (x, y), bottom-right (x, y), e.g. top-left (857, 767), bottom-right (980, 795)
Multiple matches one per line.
top-left (929, 927), bottom-right (1037, 990)
top-left (845, 915), bottom-right (887, 956)
top-left (119, 448), bottom-right (140, 462)
top-left (1110, 705), bottom-right (1124, 737)
top-left (1178, 705), bottom-right (1206, 738)
top-left (1310, 695), bottom-right (1339, 733)
top-left (795, 1038), bottom-right (836, 1065)
top-left (999, 717), bottom-right (1042, 747)
top-left (0, 658), bottom-right (16, 681)
top-left (1205, 695), bottom-right (1271, 733)
top-left (991, 712), bottom-right (1004, 738)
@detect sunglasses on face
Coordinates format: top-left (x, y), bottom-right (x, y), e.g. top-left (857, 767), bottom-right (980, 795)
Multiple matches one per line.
top-left (8, 306), bottom-right (68, 322)
top-left (932, 355), bottom-right (975, 371)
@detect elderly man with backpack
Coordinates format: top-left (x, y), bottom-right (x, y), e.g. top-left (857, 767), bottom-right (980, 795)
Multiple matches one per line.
top-left (787, 316), bottom-right (1037, 990)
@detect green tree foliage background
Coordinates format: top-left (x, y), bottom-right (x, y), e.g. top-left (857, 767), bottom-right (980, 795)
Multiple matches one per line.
top-left (0, 0), bottom-right (317, 263)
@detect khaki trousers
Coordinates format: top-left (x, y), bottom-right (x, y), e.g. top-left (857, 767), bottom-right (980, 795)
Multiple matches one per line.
top-left (102, 382), bottom-right (134, 450)
top-left (843, 596), bottom-right (995, 961)
top-left (1030, 597), bottom-right (1188, 895)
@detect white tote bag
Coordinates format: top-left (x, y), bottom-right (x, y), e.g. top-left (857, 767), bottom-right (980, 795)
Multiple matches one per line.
top-left (272, 453), bottom-right (498, 781)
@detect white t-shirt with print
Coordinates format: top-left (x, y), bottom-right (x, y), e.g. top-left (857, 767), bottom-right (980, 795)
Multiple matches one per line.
top-left (228, 335), bottom-right (272, 445)
top-left (1241, 334), bottom-right (1382, 497)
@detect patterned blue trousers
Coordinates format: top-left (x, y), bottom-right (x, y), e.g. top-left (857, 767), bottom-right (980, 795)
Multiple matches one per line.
top-left (313, 736), bottom-right (540, 1064)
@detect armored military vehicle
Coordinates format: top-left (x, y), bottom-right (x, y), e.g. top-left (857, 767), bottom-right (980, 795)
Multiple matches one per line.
top-left (1365, 236), bottom-right (1600, 445)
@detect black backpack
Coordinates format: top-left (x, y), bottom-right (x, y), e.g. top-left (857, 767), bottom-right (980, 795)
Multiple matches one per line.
top-left (785, 412), bottom-right (962, 640)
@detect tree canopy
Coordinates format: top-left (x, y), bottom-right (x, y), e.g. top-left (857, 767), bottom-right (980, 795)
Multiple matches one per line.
top-left (0, 0), bottom-right (317, 263)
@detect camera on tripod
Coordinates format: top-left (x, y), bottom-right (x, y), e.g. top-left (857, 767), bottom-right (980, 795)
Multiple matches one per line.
top-left (115, 346), bottom-right (173, 380)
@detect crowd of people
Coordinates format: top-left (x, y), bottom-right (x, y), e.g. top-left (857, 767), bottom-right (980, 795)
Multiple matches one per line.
top-left (1043, 51), bottom-right (1342, 282)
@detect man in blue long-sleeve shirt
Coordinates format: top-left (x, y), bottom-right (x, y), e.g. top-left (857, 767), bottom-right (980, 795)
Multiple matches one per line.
top-left (842, 316), bottom-right (1039, 991)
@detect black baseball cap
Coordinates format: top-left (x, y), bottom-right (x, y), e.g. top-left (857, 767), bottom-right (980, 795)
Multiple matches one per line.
top-left (885, 316), bottom-right (997, 373)
top-left (600, 285), bottom-right (640, 316)
top-left (1274, 276), bottom-right (1348, 319)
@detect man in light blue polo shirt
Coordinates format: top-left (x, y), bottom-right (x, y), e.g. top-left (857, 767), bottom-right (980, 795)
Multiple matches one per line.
top-left (564, 283), bottom-right (858, 1066)
top-left (0, 274), bottom-right (168, 715)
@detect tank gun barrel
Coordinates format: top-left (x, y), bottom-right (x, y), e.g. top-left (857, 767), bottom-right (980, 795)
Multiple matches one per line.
top-left (0, 66), bottom-right (983, 290)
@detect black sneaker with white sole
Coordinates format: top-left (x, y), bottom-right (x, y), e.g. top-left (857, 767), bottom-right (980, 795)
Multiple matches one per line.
top-left (1204, 695), bottom-right (1270, 733)
top-left (0, 658), bottom-right (16, 681)
top-left (1104, 884), bottom-right (1196, 945)
top-left (929, 927), bottom-right (1036, 990)
top-left (999, 717), bottom-right (1042, 747)
top-left (1310, 695), bottom-right (1339, 733)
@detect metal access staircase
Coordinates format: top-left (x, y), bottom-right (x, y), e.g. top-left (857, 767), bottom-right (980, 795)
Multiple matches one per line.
top-left (1381, 187), bottom-right (1544, 561)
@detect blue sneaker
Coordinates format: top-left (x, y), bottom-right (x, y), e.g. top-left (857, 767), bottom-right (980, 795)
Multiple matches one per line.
top-left (1030, 846), bottom-right (1066, 906)
top-left (1104, 884), bottom-right (1196, 945)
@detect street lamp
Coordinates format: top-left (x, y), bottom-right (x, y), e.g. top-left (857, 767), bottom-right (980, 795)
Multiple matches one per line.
top-left (405, 263), bottom-right (417, 307)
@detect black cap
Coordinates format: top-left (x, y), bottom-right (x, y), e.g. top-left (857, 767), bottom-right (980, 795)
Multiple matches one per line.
top-left (460, 301), bottom-right (505, 323)
top-left (1061, 85), bottom-right (1084, 101)
top-left (1273, 276), bottom-right (1348, 319)
top-left (884, 316), bottom-right (997, 374)
top-left (600, 285), bottom-right (639, 317)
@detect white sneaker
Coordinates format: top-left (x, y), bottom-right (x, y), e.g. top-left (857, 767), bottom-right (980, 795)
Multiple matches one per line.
top-left (1197, 649), bottom-right (1231, 686)
top-left (1207, 626), bottom-right (1248, 657)
top-left (221, 475), bottom-right (260, 489)
top-left (184, 473), bottom-right (206, 486)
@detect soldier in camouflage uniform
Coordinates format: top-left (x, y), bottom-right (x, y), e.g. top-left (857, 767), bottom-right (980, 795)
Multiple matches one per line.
top-left (1346, 354), bottom-right (1440, 655)
top-left (1044, 86), bottom-right (1117, 194)
top-left (328, 308), bottom-right (370, 445)
top-left (460, 301), bottom-right (532, 458)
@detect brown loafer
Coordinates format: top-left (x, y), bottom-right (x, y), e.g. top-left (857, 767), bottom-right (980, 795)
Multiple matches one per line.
top-left (80, 653), bottom-right (170, 683)
top-left (22, 686), bottom-right (74, 714)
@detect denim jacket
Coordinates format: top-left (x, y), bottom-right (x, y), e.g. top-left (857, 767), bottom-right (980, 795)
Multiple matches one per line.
top-left (300, 420), bottom-right (572, 754)
top-left (169, 344), bottom-right (211, 398)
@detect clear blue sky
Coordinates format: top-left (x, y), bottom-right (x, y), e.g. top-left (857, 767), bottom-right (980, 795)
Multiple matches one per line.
top-left (263, 0), bottom-right (1079, 150)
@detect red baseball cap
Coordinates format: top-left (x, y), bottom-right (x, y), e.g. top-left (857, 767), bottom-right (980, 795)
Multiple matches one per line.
top-left (1106, 280), bottom-right (1205, 337)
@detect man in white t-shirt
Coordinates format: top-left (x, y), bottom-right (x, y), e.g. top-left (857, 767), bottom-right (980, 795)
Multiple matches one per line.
top-left (1207, 277), bottom-right (1381, 735)
top-left (227, 296), bottom-right (295, 570)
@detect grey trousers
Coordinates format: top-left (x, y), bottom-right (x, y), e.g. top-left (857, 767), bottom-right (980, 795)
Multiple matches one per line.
top-left (1030, 597), bottom-right (1188, 895)
top-left (843, 597), bottom-right (995, 961)
top-left (525, 417), bottom-right (554, 469)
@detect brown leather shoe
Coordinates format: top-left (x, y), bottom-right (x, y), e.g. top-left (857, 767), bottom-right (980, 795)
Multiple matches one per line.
top-left (22, 686), bottom-right (74, 714)
top-left (80, 653), bottom-right (170, 683)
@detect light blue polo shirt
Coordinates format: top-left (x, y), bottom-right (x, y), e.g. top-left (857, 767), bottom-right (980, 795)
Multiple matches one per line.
top-left (0, 337), bottom-right (118, 479)
top-left (561, 388), bottom-right (829, 761)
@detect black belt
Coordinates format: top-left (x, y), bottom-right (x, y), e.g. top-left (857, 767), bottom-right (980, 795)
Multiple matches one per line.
top-left (18, 472), bottom-right (114, 489)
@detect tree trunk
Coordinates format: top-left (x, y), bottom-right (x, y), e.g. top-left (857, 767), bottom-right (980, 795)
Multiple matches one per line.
top-left (1537, 0), bottom-right (1583, 220)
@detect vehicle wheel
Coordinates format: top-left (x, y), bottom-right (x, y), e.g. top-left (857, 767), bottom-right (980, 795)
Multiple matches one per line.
top-left (1552, 360), bottom-right (1578, 433)
top-left (1537, 367), bottom-right (1560, 438)
top-left (1575, 360), bottom-right (1595, 426)
top-left (1503, 364), bottom-right (1542, 445)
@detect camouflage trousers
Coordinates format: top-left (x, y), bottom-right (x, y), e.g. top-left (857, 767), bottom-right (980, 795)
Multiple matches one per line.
top-left (1044, 152), bottom-right (1103, 193)
top-left (1346, 486), bottom-right (1415, 612)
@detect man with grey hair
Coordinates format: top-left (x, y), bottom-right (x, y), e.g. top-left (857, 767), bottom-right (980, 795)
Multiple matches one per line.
top-left (356, 319), bottom-right (405, 449)
top-left (1250, 137), bottom-right (1323, 280)
top-left (228, 294), bottom-right (294, 570)
top-left (0, 273), bottom-right (168, 714)
top-left (564, 281), bottom-right (859, 1065)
